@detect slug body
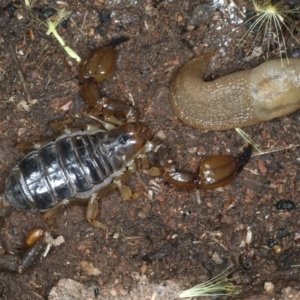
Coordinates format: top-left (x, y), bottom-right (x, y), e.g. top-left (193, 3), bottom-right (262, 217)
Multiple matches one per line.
top-left (169, 48), bottom-right (300, 131)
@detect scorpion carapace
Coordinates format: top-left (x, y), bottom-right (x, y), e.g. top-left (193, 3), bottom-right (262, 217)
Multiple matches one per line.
top-left (0, 38), bottom-right (252, 272)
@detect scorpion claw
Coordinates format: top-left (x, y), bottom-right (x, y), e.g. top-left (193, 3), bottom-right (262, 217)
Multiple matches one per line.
top-left (152, 141), bottom-right (252, 190)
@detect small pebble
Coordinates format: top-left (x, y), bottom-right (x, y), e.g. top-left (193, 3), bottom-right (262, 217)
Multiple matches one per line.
top-left (264, 281), bottom-right (274, 294)
top-left (109, 289), bottom-right (117, 296)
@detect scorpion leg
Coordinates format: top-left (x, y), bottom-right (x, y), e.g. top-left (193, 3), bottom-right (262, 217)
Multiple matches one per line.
top-left (43, 197), bottom-right (104, 228)
top-left (18, 112), bottom-right (107, 152)
top-left (17, 118), bottom-right (76, 151)
top-left (51, 117), bottom-right (105, 135)
top-left (17, 134), bottom-right (66, 151)
top-left (86, 161), bottom-right (144, 223)
top-left (86, 193), bottom-right (107, 230)
top-left (85, 172), bottom-right (141, 230)
top-left (43, 192), bottom-right (114, 230)
top-left (0, 229), bottom-right (55, 273)
top-left (114, 160), bottom-right (146, 200)
top-left (44, 199), bottom-right (70, 227)
top-left (44, 167), bottom-right (139, 230)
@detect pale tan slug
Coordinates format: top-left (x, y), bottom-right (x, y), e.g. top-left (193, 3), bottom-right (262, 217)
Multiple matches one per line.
top-left (169, 48), bottom-right (300, 131)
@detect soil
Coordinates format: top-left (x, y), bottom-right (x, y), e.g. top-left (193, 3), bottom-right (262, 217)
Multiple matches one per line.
top-left (0, 0), bottom-right (300, 299)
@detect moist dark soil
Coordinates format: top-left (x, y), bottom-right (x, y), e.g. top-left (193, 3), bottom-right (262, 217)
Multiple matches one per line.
top-left (0, 0), bottom-right (300, 299)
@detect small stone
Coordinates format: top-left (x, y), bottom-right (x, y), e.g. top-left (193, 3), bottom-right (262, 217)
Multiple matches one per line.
top-left (109, 289), bottom-right (117, 296)
top-left (257, 160), bottom-right (268, 175)
top-left (177, 14), bottom-right (183, 22)
top-left (88, 28), bottom-right (95, 36)
top-left (141, 262), bottom-right (148, 274)
top-left (188, 147), bottom-right (197, 154)
top-left (119, 288), bottom-right (128, 296)
top-left (18, 127), bottom-right (26, 137)
top-left (80, 261), bottom-right (101, 276)
top-left (264, 281), bottom-right (274, 294)
top-left (156, 130), bottom-right (166, 139)
top-left (212, 252), bottom-right (223, 264)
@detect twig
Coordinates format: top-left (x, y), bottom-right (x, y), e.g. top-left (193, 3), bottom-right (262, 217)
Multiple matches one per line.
top-left (10, 44), bottom-right (33, 105)
top-left (252, 144), bottom-right (300, 157)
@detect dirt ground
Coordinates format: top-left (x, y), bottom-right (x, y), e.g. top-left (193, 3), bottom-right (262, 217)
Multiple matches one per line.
top-left (1, 0), bottom-right (300, 299)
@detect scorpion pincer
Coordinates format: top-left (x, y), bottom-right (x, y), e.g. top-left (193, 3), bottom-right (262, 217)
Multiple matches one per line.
top-left (0, 38), bottom-right (252, 272)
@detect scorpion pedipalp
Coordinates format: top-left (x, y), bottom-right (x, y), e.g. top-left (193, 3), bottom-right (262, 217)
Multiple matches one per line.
top-left (150, 140), bottom-right (252, 190)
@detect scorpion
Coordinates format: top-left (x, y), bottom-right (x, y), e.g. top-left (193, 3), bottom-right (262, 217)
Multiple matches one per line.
top-left (0, 38), bottom-right (252, 273)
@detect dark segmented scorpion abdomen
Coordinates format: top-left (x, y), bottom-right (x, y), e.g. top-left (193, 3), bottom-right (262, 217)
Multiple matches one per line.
top-left (5, 131), bottom-right (124, 212)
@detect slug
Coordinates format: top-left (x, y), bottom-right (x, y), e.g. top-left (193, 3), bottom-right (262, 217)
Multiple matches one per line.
top-left (169, 48), bottom-right (300, 131)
